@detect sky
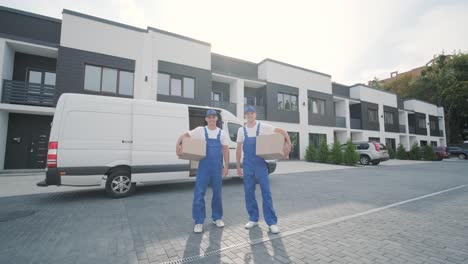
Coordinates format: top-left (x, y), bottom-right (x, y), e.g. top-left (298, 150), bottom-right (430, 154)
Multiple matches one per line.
top-left (2, 0), bottom-right (468, 85)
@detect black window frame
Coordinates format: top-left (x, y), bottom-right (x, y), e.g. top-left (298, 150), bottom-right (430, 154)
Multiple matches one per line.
top-left (277, 92), bottom-right (298, 112)
top-left (384, 111), bottom-right (394, 125)
top-left (368, 109), bottom-right (378, 122)
top-left (157, 72), bottom-right (195, 99)
top-left (83, 64), bottom-right (134, 97)
top-left (26, 68), bottom-right (56, 86)
top-left (308, 97), bottom-right (326, 115)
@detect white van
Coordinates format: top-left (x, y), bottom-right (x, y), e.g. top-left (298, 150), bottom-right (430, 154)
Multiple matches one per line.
top-left (37, 94), bottom-right (276, 197)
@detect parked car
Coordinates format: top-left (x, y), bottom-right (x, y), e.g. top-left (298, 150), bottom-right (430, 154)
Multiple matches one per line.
top-left (37, 93), bottom-right (276, 198)
top-left (447, 147), bottom-right (468, 160)
top-left (352, 141), bottom-right (389, 165)
top-left (432, 146), bottom-right (449, 161)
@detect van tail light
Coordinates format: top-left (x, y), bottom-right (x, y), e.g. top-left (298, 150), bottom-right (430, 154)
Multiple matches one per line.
top-left (47, 141), bottom-right (58, 168)
top-left (373, 142), bottom-right (380, 151)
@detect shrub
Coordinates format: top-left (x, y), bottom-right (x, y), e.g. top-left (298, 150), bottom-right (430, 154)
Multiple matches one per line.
top-left (329, 139), bottom-right (343, 164)
top-left (305, 144), bottom-right (317, 162)
top-left (396, 144), bottom-right (408, 160)
top-left (343, 140), bottom-right (359, 166)
top-left (422, 144), bottom-right (436, 161)
top-left (408, 143), bottom-right (421, 160)
top-left (387, 144), bottom-right (395, 159)
top-left (317, 139), bottom-right (329, 163)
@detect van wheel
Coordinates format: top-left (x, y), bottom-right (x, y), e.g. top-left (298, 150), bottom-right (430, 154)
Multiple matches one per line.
top-left (105, 170), bottom-right (135, 198)
top-left (458, 154), bottom-right (467, 160)
top-left (360, 155), bottom-right (370, 165)
top-left (371, 160), bottom-right (380, 165)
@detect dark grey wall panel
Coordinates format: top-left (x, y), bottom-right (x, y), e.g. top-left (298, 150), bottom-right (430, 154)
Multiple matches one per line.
top-left (332, 83), bottom-right (350, 97)
top-left (158, 60), bottom-right (212, 106)
top-left (265, 82), bottom-right (299, 123)
top-left (408, 112), bottom-right (427, 135)
top-left (12, 53), bottom-right (57, 82)
top-left (307, 90), bottom-right (334, 126)
top-left (55, 46), bottom-right (135, 101)
top-left (244, 86), bottom-right (266, 106)
top-left (0, 7), bottom-right (61, 46)
top-left (429, 115), bottom-right (440, 136)
top-left (212, 81), bottom-right (230, 102)
top-left (211, 54), bottom-right (258, 80)
top-left (383, 105), bottom-right (399, 133)
top-left (361, 101), bottom-right (379, 131)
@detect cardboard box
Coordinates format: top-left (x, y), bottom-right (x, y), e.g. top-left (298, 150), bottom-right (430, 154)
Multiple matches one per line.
top-left (256, 133), bottom-right (286, 160)
top-left (178, 137), bottom-right (206, 161)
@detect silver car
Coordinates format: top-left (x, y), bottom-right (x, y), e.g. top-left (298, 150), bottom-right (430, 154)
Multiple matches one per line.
top-left (352, 141), bottom-right (390, 165)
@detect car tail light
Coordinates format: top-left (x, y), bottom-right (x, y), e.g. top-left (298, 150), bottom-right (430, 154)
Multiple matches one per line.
top-left (373, 142), bottom-right (380, 151)
top-left (47, 141), bottom-right (58, 168)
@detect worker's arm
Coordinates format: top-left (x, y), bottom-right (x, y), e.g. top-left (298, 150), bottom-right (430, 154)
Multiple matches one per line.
top-left (175, 131), bottom-right (191, 156)
top-left (222, 145), bottom-right (229, 176)
top-left (274, 127), bottom-right (292, 157)
top-left (236, 142), bottom-right (243, 176)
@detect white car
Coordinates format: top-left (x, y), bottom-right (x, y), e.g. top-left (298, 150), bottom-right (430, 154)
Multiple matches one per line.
top-left (38, 94), bottom-right (276, 198)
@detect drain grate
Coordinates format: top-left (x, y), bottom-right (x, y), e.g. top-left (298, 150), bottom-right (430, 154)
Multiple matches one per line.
top-left (0, 210), bottom-right (37, 222)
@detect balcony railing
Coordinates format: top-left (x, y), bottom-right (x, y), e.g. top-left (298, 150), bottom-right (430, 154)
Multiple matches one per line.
top-left (350, 118), bottom-right (361, 129)
top-left (2, 80), bottom-right (55, 107)
top-left (399, 124), bottom-right (406, 133)
top-left (409, 126), bottom-right (415, 134)
top-left (335, 116), bottom-right (346, 128)
top-left (210, 100), bottom-right (237, 115)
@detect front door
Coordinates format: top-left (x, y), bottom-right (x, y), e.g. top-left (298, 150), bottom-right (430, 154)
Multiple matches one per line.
top-left (288, 132), bottom-right (300, 160)
top-left (4, 113), bottom-right (52, 169)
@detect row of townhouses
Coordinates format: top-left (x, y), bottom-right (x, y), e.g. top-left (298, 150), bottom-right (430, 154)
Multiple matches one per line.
top-left (0, 6), bottom-right (447, 170)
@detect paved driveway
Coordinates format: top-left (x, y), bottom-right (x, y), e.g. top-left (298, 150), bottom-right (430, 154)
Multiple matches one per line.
top-left (0, 159), bottom-right (467, 264)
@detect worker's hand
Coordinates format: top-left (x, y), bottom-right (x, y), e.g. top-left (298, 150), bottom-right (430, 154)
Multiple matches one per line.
top-left (176, 144), bottom-right (182, 156)
top-left (237, 167), bottom-right (243, 177)
top-left (283, 142), bottom-right (292, 159)
top-left (222, 166), bottom-right (229, 177)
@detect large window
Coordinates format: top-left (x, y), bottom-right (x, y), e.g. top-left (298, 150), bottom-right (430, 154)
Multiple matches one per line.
top-left (277, 92), bottom-right (298, 111)
top-left (28, 70), bottom-right (56, 86)
top-left (84, 65), bottom-right (134, 96)
top-left (430, 120), bottom-right (437, 130)
top-left (418, 118), bottom-right (426, 129)
top-left (368, 109), bottom-right (378, 122)
top-left (384, 111), bottom-right (394, 125)
top-left (308, 98), bottom-right (326, 115)
top-left (157, 72), bottom-right (194, 98)
top-left (309, 133), bottom-right (326, 147)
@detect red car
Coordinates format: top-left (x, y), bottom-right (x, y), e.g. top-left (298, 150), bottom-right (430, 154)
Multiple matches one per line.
top-left (432, 146), bottom-right (449, 160)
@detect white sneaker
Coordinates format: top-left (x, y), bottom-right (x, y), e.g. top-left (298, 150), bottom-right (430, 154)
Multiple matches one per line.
top-left (212, 219), bottom-right (225, 228)
top-left (244, 221), bottom-right (259, 229)
top-left (194, 224), bottom-right (203, 233)
top-left (269, 225), bottom-right (280, 234)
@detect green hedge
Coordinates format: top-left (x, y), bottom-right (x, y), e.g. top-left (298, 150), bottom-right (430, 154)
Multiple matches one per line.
top-left (396, 144), bottom-right (408, 160)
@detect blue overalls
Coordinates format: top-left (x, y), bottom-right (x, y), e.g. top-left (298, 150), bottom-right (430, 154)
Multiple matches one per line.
top-left (242, 123), bottom-right (277, 225)
top-left (192, 126), bottom-right (223, 224)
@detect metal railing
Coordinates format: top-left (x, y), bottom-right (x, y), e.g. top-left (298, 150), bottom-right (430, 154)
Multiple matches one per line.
top-left (335, 116), bottom-right (346, 128)
top-left (2, 79), bottom-right (55, 107)
top-left (409, 126), bottom-right (415, 134)
top-left (399, 124), bottom-right (406, 133)
top-left (210, 100), bottom-right (237, 115)
top-left (350, 118), bottom-right (361, 129)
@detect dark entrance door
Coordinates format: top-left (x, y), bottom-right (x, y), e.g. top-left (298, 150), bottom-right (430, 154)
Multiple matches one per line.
top-left (4, 113), bottom-right (52, 169)
top-left (287, 132), bottom-right (300, 160)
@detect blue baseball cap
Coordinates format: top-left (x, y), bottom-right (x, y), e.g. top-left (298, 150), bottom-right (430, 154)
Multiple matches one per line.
top-left (244, 106), bottom-right (256, 113)
top-left (206, 109), bottom-right (217, 116)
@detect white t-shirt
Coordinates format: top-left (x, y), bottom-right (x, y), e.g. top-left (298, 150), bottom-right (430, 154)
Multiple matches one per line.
top-left (189, 126), bottom-right (229, 146)
top-left (236, 122), bottom-right (276, 143)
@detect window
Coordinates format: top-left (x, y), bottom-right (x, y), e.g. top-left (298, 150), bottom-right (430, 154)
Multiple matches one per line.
top-left (356, 143), bottom-right (370, 150)
top-left (431, 141), bottom-right (437, 147)
top-left (28, 70), bottom-right (42, 84)
top-left (384, 111), bottom-right (394, 125)
top-left (212, 92), bottom-right (221, 101)
top-left (430, 120), bottom-right (436, 130)
top-left (245, 96), bottom-right (256, 106)
top-left (28, 70), bottom-right (56, 86)
top-left (369, 137), bottom-right (380, 142)
top-left (368, 109), bottom-right (378, 122)
top-left (308, 98), bottom-right (326, 115)
top-left (418, 118), bottom-right (426, 129)
top-left (157, 72), bottom-right (195, 98)
top-left (228, 122), bottom-right (242, 142)
top-left (420, 140), bottom-right (427, 146)
top-left (309, 133), bottom-right (326, 147)
top-left (84, 65), bottom-right (134, 96)
top-left (385, 138), bottom-right (396, 150)
top-left (44, 72), bottom-right (56, 86)
top-left (277, 92), bottom-right (298, 111)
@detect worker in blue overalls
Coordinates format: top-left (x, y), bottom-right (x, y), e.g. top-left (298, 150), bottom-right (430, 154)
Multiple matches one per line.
top-left (176, 109), bottom-right (229, 233)
top-left (236, 106), bottom-right (292, 234)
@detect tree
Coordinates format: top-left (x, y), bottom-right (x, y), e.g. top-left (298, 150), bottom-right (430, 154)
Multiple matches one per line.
top-left (396, 144), bottom-right (408, 160)
top-left (329, 139), bottom-right (343, 164)
top-left (316, 139), bottom-right (329, 163)
top-left (305, 144), bottom-right (317, 162)
top-left (422, 145), bottom-right (436, 161)
top-left (387, 144), bottom-right (396, 159)
top-left (408, 143), bottom-right (421, 160)
top-left (343, 140), bottom-right (359, 166)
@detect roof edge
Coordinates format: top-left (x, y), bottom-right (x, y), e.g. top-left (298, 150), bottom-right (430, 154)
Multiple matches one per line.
top-left (258, 58), bottom-right (331, 77)
top-left (0, 5), bottom-right (61, 23)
